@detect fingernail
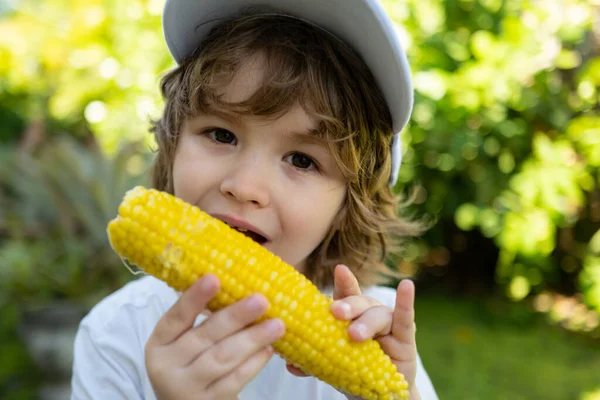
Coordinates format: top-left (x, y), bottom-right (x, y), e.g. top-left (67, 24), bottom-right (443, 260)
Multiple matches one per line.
top-left (200, 275), bottom-right (216, 291)
top-left (334, 301), bottom-right (351, 318)
top-left (246, 294), bottom-right (266, 312)
top-left (352, 323), bottom-right (367, 340)
top-left (265, 319), bottom-right (284, 336)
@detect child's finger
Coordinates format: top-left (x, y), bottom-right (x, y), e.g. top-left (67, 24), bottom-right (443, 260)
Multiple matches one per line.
top-left (377, 335), bottom-right (416, 363)
top-left (150, 274), bottom-right (220, 346)
top-left (183, 293), bottom-right (270, 361)
top-left (285, 363), bottom-right (309, 377)
top-left (347, 305), bottom-right (393, 341)
top-left (390, 279), bottom-right (416, 345)
top-left (333, 264), bottom-right (362, 300)
top-left (205, 345), bottom-right (276, 398)
top-left (330, 295), bottom-right (381, 320)
top-left (193, 318), bottom-right (284, 383)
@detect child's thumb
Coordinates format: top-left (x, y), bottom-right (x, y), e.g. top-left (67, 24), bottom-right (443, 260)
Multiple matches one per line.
top-left (333, 264), bottom-right (361, 300)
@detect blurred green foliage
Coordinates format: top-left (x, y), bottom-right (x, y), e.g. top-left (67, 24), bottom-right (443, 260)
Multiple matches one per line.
top-left (0, 0), bottom-right (173, 150)
top-left (0, 303), bottom-right (41, 399)
top-left (384, 0), bottom-right (600, 307)
top-left (0, 136), bottom-right (151, 399)
top-left (0, 137), bottom-right (151, 306)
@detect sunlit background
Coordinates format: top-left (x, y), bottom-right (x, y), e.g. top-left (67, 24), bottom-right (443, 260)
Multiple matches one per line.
top-left (0, 0), bottom-right (599, 399)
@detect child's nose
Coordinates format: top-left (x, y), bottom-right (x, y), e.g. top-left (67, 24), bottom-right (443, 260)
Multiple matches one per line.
top-left (219, 161), bottom-right (270, 207)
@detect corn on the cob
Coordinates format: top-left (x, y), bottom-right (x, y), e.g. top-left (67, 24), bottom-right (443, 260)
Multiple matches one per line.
top-left (107, 186), bottom-right (409, 400)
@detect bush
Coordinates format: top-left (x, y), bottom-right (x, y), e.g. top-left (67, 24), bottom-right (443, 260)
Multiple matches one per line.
top-left (386, 0), bottom-right (600, 309)
top-left (0, 136), bottom-right (151, 307)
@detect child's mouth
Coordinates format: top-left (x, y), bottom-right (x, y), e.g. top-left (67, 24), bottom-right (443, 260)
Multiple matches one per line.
top-left (227, 224), bottom-right (268, 244)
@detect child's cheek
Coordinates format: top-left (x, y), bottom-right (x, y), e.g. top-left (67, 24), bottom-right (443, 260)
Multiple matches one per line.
top-left (281, 184), bottom-right (345, 257)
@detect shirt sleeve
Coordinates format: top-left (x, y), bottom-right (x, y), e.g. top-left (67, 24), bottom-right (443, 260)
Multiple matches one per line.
top-left (70, 315), bottom-right (149, 400)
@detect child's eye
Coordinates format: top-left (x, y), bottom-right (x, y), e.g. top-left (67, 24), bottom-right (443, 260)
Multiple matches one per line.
top-left (285, 152), bottom-right (318, 171)
top-left (204, 128), bottom-right (237, 144)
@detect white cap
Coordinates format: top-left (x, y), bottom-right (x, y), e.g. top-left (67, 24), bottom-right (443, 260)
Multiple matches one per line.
top-left (162, 0), bottom-right (413, 186)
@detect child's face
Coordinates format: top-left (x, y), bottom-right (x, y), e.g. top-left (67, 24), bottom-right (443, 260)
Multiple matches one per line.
top-left (172, 56), bottom-right (347, 273)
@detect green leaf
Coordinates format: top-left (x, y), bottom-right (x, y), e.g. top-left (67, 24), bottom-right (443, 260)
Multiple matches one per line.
top-left (556, 49), bottom-right (581, 70)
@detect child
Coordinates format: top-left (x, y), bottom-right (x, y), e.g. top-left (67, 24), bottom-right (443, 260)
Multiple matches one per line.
top-left (71, 1), bottom-right (439, 399)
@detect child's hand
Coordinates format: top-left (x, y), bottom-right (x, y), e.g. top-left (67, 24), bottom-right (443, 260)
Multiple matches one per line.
top-left (286, 265), bottom-right (419, 400)
top-left (145, 274), bottom-right (286, 400)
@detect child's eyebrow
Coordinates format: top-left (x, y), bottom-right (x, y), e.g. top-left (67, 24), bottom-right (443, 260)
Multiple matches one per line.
top-left (204, 109), bottom-right (244, 127)
top-left (282, 128), bottom-right (329, 149)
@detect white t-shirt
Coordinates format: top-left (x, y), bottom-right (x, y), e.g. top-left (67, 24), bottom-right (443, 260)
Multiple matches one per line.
top-left (71, 275), bottom-right (438, 400)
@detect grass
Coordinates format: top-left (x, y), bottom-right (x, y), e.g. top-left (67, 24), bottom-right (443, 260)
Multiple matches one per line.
top-left (415, 293), bottom-right (600, 400)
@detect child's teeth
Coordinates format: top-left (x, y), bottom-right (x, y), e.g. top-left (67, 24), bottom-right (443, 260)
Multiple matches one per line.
top-left (223, 221), bottom-right (249, 233)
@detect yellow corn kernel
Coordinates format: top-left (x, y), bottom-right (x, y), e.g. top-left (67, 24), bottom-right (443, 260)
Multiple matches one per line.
top-left (107, 186), bottom-right (409, 400)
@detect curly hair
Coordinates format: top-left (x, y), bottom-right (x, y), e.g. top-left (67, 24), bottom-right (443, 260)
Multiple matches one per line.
top-left (150, 6), bottom-right (423, 289)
